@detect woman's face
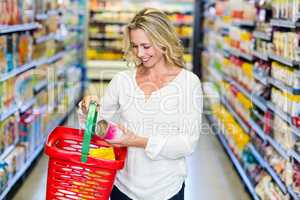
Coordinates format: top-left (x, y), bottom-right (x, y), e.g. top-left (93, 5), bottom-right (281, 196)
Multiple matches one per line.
top-left (130, 29), bottom-right (165, 68)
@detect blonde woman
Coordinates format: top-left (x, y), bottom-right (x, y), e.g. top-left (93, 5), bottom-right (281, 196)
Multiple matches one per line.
top-left (79, 8), bottom-right (202, 200)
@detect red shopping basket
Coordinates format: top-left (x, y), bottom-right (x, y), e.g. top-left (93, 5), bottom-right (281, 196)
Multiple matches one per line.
top-left (45, 103), bottom-right (127, 200)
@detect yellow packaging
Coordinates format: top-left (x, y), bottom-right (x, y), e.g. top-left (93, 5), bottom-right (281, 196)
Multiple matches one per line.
top-left (89, 147), bottom-right (115, 160)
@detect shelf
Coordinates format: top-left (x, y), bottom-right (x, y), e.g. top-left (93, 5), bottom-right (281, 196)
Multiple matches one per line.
top-left (47, 9), bottom-right (59, 17)
top-left (217, 133), bottom-right (260, 200)
top-left (36, 13), bottom-right (48, 21)
top-left (35, 33), bottom-right (57, 44)
top-left (269, 53), bottom-right (300, 67)
top-left (206, 115), bottom-right (260, 200)
top-left (248, 117), bottom-right (266, 141)
top-left (0, 105), bottom-right (19, 121)
top-left (220, 81), bottom-right (267, 141)
top-left (227, 76), bottom-right (268, 112)
top-left (0, 23), bottom-right (40, 35)
top-left (268, 76), bottom-right (300, 95)
top-left (19, 98), bottom-right (36, 114)
top-left (0, 141), bottom-right (43, 200)
top-left (90, 20), bottom-right (127, 25)
top-left (248, 144), bottom-right (288, 194)
top-left (0, 61), bottom-right (36, 82)
top-left (248, 144), bottom-right (266, 167)
top-left (291, 150), bottom-right (300, 163)
top-left (253, 31), bottom-right (272, 41)
top-left (253, 73), bottom-right (269, 86)
top-left (292, 126), bottom-right (300, 138)
top-left (267, 101), bottom-right (291, 124)
top-left (225, 47), bottom-right (254, 62)
top-left (0, 144), bottom-right (16, 161)
top-left (0, 99), bottom-right (79, 200)
top-left (47, 51), bottom-right (66, 65)
top-left (208, 66), bottom-right (223, 82)
top-left (33, 80), bottom-right (48, 94)
top-left (219, 27), bottom-right (229, 36)
top-left (172, 22), bottom-right (192, 26)
top-left (287, 186), bottom-right (300, 200)
top-left (265, 135), bottom-right (289, 160)
top-left (232, 20), bottom-right (255, 27)
top-left (221, 97), bottom-right (250, 133)
top-left (252, 50), bottom-right (269, 61)
top-left (204, 0), bottom-right (216, 9)
top-left (270, 19), bottom-right (300, 28)
top-left (89, 35), bottom-right (122, 40)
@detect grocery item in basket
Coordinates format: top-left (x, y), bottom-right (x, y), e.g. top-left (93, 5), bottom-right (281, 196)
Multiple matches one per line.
top-left (89, 147), bottom-right (115, 160)
top-left (96, 120), bottom-right (123, 140)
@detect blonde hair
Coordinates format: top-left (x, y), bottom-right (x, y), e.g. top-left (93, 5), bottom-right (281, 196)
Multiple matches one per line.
top-left (123, 8), bottom-right (185, 68)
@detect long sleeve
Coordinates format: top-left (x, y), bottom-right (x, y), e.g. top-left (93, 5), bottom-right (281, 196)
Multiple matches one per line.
top-left (77, 72), bottom-right (121, 129)
top-left (145, 75), bottom-right (203, 160)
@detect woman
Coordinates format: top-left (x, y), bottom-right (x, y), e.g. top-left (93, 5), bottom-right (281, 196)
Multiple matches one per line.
top-left (79, 8), bottom-right (202, 200)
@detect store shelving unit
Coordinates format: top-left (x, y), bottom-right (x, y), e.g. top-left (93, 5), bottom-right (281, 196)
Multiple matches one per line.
top-left (87, 0), bottom-right (194, 81)
top-left (199, 0), bottom-right (300, 199)
top-left (206, 114), bottom-right (260, 200)
top-left (0, 100), bottom-right (79, 200)
top-left (0, 23), bottom-right (41, 35)
top-left (0, 0), bottom-right (88, 199)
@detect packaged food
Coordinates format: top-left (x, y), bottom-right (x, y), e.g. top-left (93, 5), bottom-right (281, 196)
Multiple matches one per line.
top-left (18, 32), bottom-right (33, 66)
top-left (0, 36), bottom-right (7, 74)
top-left (0, 162), bottom-right (8, 193)
top-left (1, 116), bottom-right (18, 149)
top-left (96, 120), bottom-right (123, 140)
top-left (20, 0), bottom-right (34, 24)
top-left (89, 147), bottom-right (115, 160)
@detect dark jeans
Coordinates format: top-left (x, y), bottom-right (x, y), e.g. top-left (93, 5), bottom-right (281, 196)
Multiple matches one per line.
top-left (110, 183), bottom-right (185, 200)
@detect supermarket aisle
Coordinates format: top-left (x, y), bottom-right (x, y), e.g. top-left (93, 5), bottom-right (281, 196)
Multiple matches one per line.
top-left (11, 109), bottom-right (250, 200)
top-left (185, 119), bottom-right (251, 200)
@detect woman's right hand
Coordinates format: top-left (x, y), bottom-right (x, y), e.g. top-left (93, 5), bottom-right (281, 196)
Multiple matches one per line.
top-left (79, 95), bottom-right (100, 115)
top-left (78, 96), bottom-right (100, 130)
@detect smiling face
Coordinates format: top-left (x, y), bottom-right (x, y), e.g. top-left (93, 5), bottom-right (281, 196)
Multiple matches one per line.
top-left (130, 28), bottom-right (165, 69)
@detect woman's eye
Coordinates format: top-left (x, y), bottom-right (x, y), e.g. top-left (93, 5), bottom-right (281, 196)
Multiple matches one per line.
top-left (144, 46), bottom-right (150, 49)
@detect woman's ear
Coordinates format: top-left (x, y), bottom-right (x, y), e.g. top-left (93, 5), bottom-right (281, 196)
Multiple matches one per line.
top-left (162, 46), bottom-right (167, 53)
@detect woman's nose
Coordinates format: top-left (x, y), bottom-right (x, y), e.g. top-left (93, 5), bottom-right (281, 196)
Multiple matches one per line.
top-left (137, 47), bottom-right (144, 58)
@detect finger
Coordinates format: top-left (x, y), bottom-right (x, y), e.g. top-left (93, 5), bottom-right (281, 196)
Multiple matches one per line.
top-left (116, 124), bottom-right (127, 133)
top-left (106, 138), bottom-right (123, 144)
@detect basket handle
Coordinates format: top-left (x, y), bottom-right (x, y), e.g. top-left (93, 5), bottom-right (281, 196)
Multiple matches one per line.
top-left (81, 101), bottom-right (98, 162)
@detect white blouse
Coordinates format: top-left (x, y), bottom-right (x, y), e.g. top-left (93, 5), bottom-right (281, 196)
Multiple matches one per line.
top-left (79, 68), bottom-right (203, 200)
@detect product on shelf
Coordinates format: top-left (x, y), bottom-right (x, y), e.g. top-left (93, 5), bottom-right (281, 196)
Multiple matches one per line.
top-left (1, 78), bottom-right (16, 109)
top-left (272, 31), bottom-right (299, 61)
top-left (203, 0), bottom-right (300, 199)
top-left (231, 0), bottom-right (256, 22)
top-left (0, 36), bottom-right (7, 75)
top-left (255, 175), bottom-right (290, 200)
top-left (4, 145), bottom-right (26, 184)
top-left (0, 162), bottom-right (8, 193)
top-left (0, 116), bottom-right (18, 153)
top-left (272, 0), bottom-right (300, 22)
top-left (15, 70), bottom-right (34, 105)
top-left (88, 1), bottom-right (193, 61)
top-left (271, 87), bottom-right (300, 127)
top-left (254, 39), bottom-right (271, 56)
top-left (0, 0), bottom-right (85, 197)
top-left (254, 61), bottom-right (271, 78)
top-left (271, 61), bottom-right (300, 89)
top-left (293, 162), bottom-right (300, 194)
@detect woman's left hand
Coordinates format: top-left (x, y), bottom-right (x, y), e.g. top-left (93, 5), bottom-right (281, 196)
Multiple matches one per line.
top-left (106, 124), bottom-right (148, 148)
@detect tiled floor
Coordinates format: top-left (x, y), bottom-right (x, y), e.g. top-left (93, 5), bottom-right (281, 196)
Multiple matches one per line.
top-left (11, 82), bottom-right (251, 200)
